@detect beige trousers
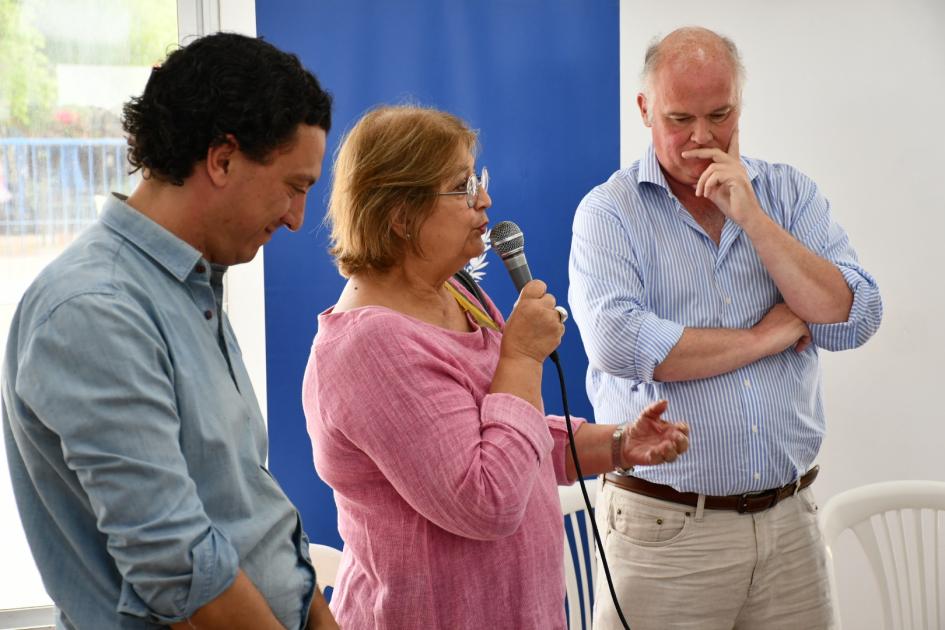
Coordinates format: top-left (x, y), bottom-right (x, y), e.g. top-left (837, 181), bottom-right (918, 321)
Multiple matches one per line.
top-left (592, 480), bottom-right (834, 630)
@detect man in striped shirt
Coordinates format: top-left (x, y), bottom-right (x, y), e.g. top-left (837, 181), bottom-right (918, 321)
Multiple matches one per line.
top-left (569, 27), bottom-right (882, 630)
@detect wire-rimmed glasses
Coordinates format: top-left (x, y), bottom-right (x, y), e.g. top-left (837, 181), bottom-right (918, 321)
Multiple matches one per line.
top-left (437, 167), bottom-right (489, 208)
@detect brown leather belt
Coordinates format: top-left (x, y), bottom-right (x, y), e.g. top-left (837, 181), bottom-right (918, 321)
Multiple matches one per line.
top-left (603, 465), bottom-right (819, 514)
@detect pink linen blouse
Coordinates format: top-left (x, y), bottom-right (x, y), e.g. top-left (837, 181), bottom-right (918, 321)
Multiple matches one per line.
top-left (302, 281), bottom-right (584, 629)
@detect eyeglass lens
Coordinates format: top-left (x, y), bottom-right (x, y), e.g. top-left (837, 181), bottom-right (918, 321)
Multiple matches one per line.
top-left (466, 168), bottom-right (489, 207)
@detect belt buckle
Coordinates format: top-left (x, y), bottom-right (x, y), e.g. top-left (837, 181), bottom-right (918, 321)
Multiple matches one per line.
top-left (737, 490), bottom-right (779, 514)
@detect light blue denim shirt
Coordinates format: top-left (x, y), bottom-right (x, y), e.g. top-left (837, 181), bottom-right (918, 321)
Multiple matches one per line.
top-left (569, 146), bottom-right (883, 496)
top-left (2, 194), bottom-right (315, 629)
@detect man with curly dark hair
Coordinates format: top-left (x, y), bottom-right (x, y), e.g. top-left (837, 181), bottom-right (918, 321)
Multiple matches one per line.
top-left (2, 32), bottom-right (337, 629)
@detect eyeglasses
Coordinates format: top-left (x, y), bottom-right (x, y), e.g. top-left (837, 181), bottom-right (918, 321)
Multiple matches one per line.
top-left (437, 167), bottom-right (489, 208)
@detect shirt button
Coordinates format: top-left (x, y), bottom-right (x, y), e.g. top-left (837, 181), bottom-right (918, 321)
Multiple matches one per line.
top-left (754, 472), bottom-right (761, 480)
top-left (744, 378), bottom-right (751, 388)
top-left (724, 296), bottom-right (732, 305)
top-left (204, 310), bottom-right (213, 320)
top-left (752, 425), bottom-right (759, 433)
top-left (195, 264), bottom-right (206, 274)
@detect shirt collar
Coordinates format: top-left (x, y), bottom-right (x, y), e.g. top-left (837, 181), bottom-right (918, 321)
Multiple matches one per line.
top-left (637, 143), bottom-right (761, 191)
top-left (100, 193), bottom-right (206, 282)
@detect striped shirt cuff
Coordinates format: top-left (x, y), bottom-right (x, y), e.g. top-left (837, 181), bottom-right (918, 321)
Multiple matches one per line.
top-left (809, 266), bottom-right (882, 351)
top-left (634, 313), bottom-right (685, 382)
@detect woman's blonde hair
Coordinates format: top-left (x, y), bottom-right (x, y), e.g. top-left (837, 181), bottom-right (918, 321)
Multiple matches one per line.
top-left (327, 105), bottom-right (478, 277)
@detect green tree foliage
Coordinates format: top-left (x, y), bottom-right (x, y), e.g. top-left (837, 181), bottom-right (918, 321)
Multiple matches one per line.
top-left (33, 0), bottom-right (177, 66)
top-left (128, 1), bottom-right (178, 66)
top-left (1, 0), bottom-right (177, 136)
top-left (0, 0), bottom-right (56, 131)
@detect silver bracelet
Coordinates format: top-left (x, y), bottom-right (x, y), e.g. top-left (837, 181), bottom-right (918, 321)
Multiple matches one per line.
top-left (611, 423), bottom-right (634, 475)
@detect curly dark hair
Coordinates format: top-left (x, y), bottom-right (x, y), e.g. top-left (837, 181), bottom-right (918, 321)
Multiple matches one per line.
top-left (122, 32), bottom-right (332, 185)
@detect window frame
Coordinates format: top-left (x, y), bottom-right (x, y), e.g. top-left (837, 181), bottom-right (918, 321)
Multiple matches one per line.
top-left (0, 1), bottom-right (261, 626)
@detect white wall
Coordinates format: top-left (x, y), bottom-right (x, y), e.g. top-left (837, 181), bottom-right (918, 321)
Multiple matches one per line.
top-left (620, 1), bottom-right (945, 627)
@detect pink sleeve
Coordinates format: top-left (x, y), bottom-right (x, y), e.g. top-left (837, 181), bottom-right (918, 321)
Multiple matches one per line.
top-left (546, 416), bottom-right (586, 485)
top-left (311, 316), bottom-right (554, 541)
top-left (447, 282), bottom-right (586, 483)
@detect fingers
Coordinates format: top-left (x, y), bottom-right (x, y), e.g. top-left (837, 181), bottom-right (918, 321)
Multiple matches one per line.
top-left (640, 399), bottom-right (668, 419)
top-left (535, 293), bottom-right (555, 311)
top-left (680, 147), bottom-right (725, 161)
top-left (795, 334), bottom-right (812, 353)
top-left (646, 440), bottom-right (681, 465)
top-left (697, 169), bottom-right (722, 199)
top-left (658, 424), bottom-right (690, 461)
top-left (696, 164), bottom-right (741, 200)
top-left (512, 278), bottom-right (564, 343)
top-left (660, 442), bottom-right (679, 463)
top-left (695, 168), bottom-right (707, 198)
top-left (521, 280), bottom-right (559, 312)
top-left (627, 407), bottom-right (690, 465)
top-left (502, 280), bottom-right (564, 362)
top-left (630, 420), bottom-right (690, 464)
top-left (522, 281), bottom-right (564, 330)
top-left (681, 128), bottom-right (740, 163)
top-left (519, 279), bottom-right (547, 299)
top-left (727, 127), bottom-right (740, 158)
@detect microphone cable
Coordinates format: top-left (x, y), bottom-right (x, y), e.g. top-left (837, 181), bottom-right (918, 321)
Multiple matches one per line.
top-left (485, 220), bottom-right (630, 626)
top-left (550, 350), bottom-right (631, 630)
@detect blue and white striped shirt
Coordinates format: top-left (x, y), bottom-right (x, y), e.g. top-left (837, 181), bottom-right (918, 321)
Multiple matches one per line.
top-left (568, 145), bottom-right (882, 495)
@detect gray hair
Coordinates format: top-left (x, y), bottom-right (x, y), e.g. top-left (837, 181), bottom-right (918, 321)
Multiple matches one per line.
top-left (641, 27), bottom-right (746, 108)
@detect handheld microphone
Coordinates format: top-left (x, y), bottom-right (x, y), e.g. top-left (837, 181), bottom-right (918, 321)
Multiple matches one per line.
top-left (489, 221), bottom-right (532, 292)
top-left (489, 221), bottom-right (568, 322)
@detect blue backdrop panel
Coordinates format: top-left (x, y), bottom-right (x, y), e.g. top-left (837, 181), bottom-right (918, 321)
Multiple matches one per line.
top-left (257, 0), bottom-right (619, 550)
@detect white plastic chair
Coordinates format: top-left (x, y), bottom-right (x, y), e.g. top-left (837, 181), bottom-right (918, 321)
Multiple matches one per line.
top-left (559, 481), bottom-right (598, 630)
top-left (819, 480), bottom-right (945, 630)
top-left (309, 543), bottom-right (343, 591)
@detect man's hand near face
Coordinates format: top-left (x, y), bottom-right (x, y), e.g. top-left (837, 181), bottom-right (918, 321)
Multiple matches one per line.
top-left (682, 129), bottom-right (762, 226)
top-left (682, 128), bottom-right (853, 323)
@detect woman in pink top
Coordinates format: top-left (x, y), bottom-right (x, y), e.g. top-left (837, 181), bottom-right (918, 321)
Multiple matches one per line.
top-left (302, 105), bottom-right (689, 629)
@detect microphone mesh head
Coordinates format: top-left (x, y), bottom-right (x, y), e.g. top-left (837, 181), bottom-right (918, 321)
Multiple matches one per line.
top-left (489, 221), bottom-right (524, 258)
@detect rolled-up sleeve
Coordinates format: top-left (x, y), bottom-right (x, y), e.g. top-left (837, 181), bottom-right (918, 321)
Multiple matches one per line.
top-left (546, 416), bottom-right (587, 485)
top-left (15, 292), bottom-right (238, 623)
top-left (569, 194), bottom-right (684, 382)
top-left (786, 170), bottom-right (883, 350)
top-left (807, 263), bottom-right (883, 350)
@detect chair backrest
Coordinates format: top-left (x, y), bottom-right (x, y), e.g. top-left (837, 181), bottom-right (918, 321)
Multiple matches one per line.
top-left (309, 543), bottom-right (343, 591)
top-left (559, 481), bottom-right (598, 630)
top-left (819, 480), bottom-right (945, 630)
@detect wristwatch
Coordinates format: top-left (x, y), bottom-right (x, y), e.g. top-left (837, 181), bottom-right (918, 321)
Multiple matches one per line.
top-left (611, 423), bottom-right (634, 475)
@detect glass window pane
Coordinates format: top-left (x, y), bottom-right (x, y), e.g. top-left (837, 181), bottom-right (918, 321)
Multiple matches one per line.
top-left (0, 0), bottom-right (178, 611)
